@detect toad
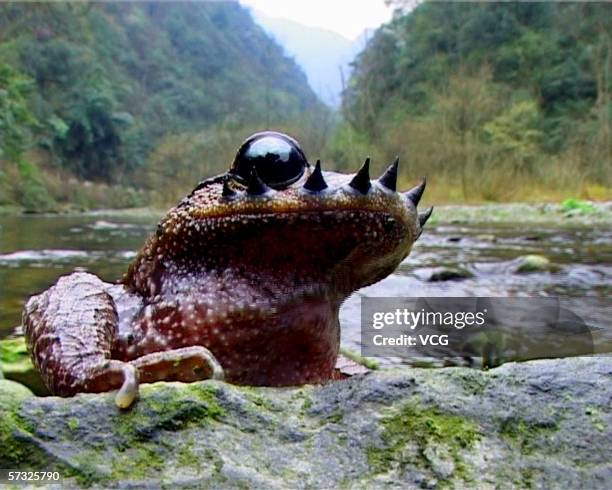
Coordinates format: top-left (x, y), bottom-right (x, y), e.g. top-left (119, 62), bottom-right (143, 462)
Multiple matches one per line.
top-left (23, 131), bottom-right (432, 407)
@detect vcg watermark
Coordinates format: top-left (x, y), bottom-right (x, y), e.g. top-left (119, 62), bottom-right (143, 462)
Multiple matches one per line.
top-left (361, 297), bottom-right (608, 366)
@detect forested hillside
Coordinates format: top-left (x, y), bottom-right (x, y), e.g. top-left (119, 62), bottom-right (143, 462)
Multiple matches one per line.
top-left (0, 2), bottom-right (322, 211)
top-left (335, 2), bottom-right (611, 201)
top-left (1, 2), bottom-right (610, 211)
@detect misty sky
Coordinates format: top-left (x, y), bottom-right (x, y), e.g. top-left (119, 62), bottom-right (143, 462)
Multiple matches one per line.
top-left (239, 0), bottom-right (393, 40)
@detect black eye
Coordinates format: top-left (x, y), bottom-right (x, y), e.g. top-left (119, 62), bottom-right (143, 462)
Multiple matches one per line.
top-left (229, 131), bottom-right (308, 189)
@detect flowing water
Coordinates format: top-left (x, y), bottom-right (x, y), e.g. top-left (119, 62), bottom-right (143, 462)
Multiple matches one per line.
top-left (1, 207), bottom-right (611, 367)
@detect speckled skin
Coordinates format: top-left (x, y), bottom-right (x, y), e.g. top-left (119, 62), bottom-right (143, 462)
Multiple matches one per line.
top-left (23, 133), bottom-right (431, 407)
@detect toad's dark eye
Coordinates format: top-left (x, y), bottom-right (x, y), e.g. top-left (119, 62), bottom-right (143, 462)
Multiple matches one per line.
top-left (229, 131), bottom-right (308, 189)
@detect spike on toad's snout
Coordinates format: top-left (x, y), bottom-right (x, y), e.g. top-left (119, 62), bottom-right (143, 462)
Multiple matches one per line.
top-left (405, 177), bottom-right (426, 206)
top-left (408, 178), bottom-right (431, 240)
top-left (349, 158), bottom-right (371, 194)
top-left (303, 160), bottom-right (328, 192)
top-left (247, 168), bottom-right (272, 196)
top-left (419, 206), bottom-right (433, 227)
top-left (378, 156), bottom-right (399, 192)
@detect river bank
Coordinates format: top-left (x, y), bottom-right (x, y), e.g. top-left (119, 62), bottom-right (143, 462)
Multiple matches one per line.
top-left (3, 198), bottom-right (612, 223)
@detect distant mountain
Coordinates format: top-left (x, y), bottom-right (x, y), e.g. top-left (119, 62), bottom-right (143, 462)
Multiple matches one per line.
top-left (251, 10), bottom-right (369, 107)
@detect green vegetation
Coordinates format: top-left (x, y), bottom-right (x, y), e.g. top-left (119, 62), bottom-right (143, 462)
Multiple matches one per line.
top-left (560, 198), bottom-right (596, 214)
top-left (0, 2), bottom-right (610, 211)
top-left (0, 337), bottom-right (48, 395)
top-left (339, 2), bottom-right (611, 202)
top-left (0, 2), bottom-right (324, 211)
top-left (0, 336), bottom-right (28, 365)
top-left (339, 347), bottom-right (379, 370)
top-left (515, 254), bottom-right (555, 274)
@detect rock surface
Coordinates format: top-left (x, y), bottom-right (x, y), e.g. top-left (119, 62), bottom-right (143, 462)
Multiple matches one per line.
top-left (427, 267), bottom-right (474, 282)
top-left (513, 254), bottom-right (560, 274)
top-left (0, 356), bottom-right (611, 489)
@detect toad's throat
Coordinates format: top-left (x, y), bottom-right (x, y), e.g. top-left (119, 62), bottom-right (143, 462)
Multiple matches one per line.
top-left (116, 292), bottom-right (341, 386)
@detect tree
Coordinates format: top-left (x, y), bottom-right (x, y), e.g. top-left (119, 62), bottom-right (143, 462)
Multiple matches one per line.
top-left (0, 63), bottom-right (38, 161)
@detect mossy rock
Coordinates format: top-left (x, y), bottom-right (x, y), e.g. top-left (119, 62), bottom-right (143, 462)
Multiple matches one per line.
top-left (428, 267), bottom-right (475, 282)
top-left (0, 357), bottom-right (610, 488)
top-left (475, 233), bottom-right (497, 243)
top-left (367, 400), bottom-right (480, 481)
top-left (0, 379), bottom-right (33, 403)
top-left (514, 254), bottom-right (560, 274)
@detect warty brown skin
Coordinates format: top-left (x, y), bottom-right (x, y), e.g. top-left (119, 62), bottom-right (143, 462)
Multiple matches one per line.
top-left (23, 142), bottom-right (431, 407)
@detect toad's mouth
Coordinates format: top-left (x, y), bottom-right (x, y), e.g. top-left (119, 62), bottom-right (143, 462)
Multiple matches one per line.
top-left (171, 207), bottom-right (421, 301)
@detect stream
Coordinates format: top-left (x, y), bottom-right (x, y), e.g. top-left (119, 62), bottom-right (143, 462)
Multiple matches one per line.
top-left (1, 205), bottom-right (611, 367)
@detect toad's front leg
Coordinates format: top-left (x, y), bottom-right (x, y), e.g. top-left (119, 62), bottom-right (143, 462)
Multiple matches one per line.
top-left (23, 272), bottom-right (222, 408)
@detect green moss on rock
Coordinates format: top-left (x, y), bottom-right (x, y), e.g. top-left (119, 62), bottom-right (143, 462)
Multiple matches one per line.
top-left (500, 418), bottom-right (559, 455)
top-left (515, 255), bottom-right (560, 274)
top-left (301, 397), bottom-right (313, 411)
top-left (585, 407), bottom-right (605, 432)
top-left (0, 379), bottom-right (33, 403)
top-left (110, 445), bottom-right (165, 480)
top-left (0, 381), bottom-right (39, 467)
top-left (112, 382), bottom-right (224, 446)
top-left (63, 452), bottom-right (108, 487)
top-left (454, 370), bottom-right (488, 396)
top-left (0, 400), bottom-right (47, 468)
top-left (326, 410), bottom-right (344, 424)
top-left (177, 438), bottom-right (200, 469)
top-left (244, 392), bottom-right (277, 412)
top-left (0, 393), bottom-right (109, 487)
top-left (367, 400), bottom-right (480, 482)
top-left (67, 417), bottom-right (79, 432)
